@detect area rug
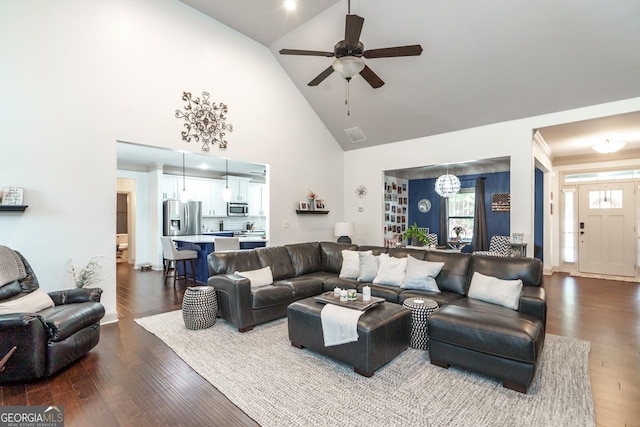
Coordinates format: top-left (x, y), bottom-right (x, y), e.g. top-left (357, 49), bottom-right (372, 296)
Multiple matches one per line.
top-left (135, 311), bottom-right (595, 427)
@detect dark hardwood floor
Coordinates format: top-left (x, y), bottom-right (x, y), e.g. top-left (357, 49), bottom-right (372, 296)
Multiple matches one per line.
top-left (1, 264), bottom-right (639, 426)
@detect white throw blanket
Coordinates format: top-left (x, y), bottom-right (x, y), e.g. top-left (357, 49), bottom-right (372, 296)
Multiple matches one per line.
top-left (0, 245), bottom-right (26, 286)
top-left (320, 304), bottom-right (364, 347)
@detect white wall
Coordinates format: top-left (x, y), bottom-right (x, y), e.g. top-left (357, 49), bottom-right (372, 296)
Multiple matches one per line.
top-left (0, 0), bottom-right (344, 321)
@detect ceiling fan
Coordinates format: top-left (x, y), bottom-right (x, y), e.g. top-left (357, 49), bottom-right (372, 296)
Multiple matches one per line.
top-left (279, 2), bottom-right (422, 89)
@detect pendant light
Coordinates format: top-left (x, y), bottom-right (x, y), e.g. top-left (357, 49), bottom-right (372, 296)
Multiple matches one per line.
top-left (434, 167), bottom-right (461, 198)
top-left (222, 158), bottom-right (232, 202)
top-left (179, 152), bottom-right (189, 202)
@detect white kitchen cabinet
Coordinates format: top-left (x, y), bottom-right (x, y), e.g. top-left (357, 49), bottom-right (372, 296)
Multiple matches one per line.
top-left (162, 176), bottom-right (180, 200)
top-left (228, 177), bottom-right (250, 202)
top-left (189, 178), bottom-right (212, 216)
top-left (209, 179), bottom-right (227, 216)
top-left (248, 183), bottom-right (266, 216)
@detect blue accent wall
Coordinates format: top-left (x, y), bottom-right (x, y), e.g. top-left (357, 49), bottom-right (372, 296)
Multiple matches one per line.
top-left (408, 171), bottom-right (511, 247)
top-left (534, 168), bottom-right (544, 261)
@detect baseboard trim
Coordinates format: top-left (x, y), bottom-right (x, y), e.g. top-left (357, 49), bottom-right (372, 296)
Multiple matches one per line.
top-left (101, 311), bottom-right (119, 325)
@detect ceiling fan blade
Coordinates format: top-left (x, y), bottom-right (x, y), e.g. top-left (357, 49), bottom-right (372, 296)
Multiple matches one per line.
top-left (279, 49), bottom-right (334, 57)
top-left (360, 65), bottom-right (384, 88)
top-left (308, 66), bottom-right (335, 86)
top-left (345, 14), bottom-right (364, 49)
top-left (363, 44), bottom-right (423, 59)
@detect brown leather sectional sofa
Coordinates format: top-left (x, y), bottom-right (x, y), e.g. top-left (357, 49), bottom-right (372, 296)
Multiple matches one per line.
top-left (207, 241), bottom-right (545, 392)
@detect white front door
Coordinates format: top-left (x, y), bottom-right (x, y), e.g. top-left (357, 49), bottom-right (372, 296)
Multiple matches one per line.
top-left (578, 182), bottom-right (636, 276)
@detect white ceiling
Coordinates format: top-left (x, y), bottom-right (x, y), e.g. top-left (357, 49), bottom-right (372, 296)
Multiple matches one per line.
top-left (177, 0), bottom-right (640, 162)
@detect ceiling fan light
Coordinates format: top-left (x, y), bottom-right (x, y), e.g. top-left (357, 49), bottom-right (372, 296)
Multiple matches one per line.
top-left (435, 173), bottom-right (461, 198)
top-left (332, 56), bottom-right (365, 79)
top-left (592, 139), bottom-right (626, 154)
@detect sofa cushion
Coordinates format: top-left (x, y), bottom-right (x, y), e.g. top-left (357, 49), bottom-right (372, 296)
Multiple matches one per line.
top-left (363, 283), bottom-right (402, 303)
top-left (357, 251), bottom-right (379, 282)
top-left (339, 250), bottom-right (361, 279)
top-left (256, 246), bottom-right (296, 281)
top-left (467, 272), bottom-right (523, 310)
top-left (208, 250), bottom-right (261, 276)
top-left (373, 253), bottom-right (407, 287)
top-left (402, 256), bottom-right (444, 292)
top-left (424, 251), bottom-right (471, 295)
top-left (470, 255), bottom-right (542, 287)
top-left (319, 242), bottom-right (357, 273)
top-left (235, 266), bottom-right (273, 287)
top-left (276, 276), bottom-right (324, 300)
top-left (388, 247), bottom-right (427, 260)
top-left (0, 288), bottom-right (54, 314)
top-left (358, 246), bottom-right (388, 256)
top-left (323, 276), bottom-right (359, 292)
top-left (251, 285), bottom-right (293, 310)
top-left (285, 242), bottom-right (321, 276)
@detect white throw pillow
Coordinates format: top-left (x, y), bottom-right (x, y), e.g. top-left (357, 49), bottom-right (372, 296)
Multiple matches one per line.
top-left (357, 251), bottom-right (379, 282)
top-left (0, 288), bottom-right (55, 314)
top-left (402, 255), bottom-right (444, 292)
top-left (373, 253), bottom-right (407, 287)
top-left (467, 272), bottom-right (523, 310)
top-left (235, 266), bottom-right (273, 288)
top-left (339, 250), bottom-right (360, 279)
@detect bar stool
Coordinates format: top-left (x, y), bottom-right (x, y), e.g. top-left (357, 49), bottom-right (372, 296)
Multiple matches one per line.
top-left (161, 237), bottom-right (198, 286)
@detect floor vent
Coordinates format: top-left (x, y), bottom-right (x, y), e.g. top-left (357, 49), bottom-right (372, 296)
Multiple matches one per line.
top-left (344, 126), bottom-right (367, 143)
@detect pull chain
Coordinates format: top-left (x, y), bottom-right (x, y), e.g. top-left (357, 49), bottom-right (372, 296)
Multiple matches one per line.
top-left (345, 77), bottom-right (351, 116)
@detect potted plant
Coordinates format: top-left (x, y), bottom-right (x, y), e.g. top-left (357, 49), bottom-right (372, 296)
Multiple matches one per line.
top-left (70, 256), bottom-right (104, 288)
top-left (404, 223), bottom-right (428, 246)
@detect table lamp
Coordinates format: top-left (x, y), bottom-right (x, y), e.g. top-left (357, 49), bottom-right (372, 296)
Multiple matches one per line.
top-left (335, 221), bottom-right (354, 244)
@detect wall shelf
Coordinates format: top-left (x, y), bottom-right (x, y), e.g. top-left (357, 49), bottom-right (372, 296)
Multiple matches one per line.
top-left (296, 210), bottom-right (329, 215)
top-left (0, 205), bottom-right (28, 212)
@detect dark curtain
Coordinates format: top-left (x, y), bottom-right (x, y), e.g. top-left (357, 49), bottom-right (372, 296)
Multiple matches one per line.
top-left (472, 177), bottom-right (488, 251)
top-left (439, 197), bottom-right (448, 246)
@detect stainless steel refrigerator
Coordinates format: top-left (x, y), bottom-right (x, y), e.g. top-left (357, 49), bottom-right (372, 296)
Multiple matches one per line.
top-left (163, 200), bottom-right (202, 236)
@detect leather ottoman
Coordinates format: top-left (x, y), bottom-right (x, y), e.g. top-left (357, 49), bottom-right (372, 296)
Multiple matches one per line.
top-left (287, 297), bottom-right (411, 377)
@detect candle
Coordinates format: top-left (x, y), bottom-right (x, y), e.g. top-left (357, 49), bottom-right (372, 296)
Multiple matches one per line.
top-left (334, 287), bottom-right (341, 297)
top-left (340, 289), bottom-right (347, 301)
top-left (363, 286), bottom-right (371, 301)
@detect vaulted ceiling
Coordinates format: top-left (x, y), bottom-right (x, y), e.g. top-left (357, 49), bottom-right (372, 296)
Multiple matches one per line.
top-left (180, 0), bottom-right (640, 163)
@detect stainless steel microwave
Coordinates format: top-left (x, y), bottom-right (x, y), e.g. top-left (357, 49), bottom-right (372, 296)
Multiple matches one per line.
top-left (227, 202), bottom-right (248, 216)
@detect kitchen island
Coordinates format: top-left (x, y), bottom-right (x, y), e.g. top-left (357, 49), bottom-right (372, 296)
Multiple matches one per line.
top-left (173, 235), bottom-right (268, 284)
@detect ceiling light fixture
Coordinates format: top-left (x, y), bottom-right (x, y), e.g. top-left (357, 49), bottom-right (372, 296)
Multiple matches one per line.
top-left (592, 139), bottom-right (626, 154)
top-left (332, 56), bottom-right (365, 116)
top-left (180, 152), bottom-right (189, 202)
top-left (434, 169), bottom-right (461, 198)
top-left (222, 159), bottom-right (232, 202)
top-left (284, 0), bottom-right (296, 11)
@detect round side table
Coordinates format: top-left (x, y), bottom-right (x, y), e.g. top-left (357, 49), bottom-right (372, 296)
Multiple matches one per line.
top-left (182, 286), bottom-right (218, 330)
top-left (402, 297), bottom-right (439, 350)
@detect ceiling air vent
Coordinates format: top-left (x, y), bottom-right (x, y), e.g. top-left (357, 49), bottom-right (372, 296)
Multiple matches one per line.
top-left (344, 126), bottom-right (367, 144)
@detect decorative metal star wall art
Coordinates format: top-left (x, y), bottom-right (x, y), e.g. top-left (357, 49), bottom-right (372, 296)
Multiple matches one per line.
top-left (175, 91), bottom-right (233, 151)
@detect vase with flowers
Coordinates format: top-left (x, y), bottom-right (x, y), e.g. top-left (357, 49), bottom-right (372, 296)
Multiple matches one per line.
top-left (452, 226), bottom-right (466, 242)
top-left (307, 190), bottom-right (317, 211)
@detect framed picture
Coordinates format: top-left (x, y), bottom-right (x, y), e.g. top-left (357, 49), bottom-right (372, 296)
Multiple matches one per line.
top-left (299, 201), bottom-right (310, 211)
top-left (1, 187), bottom-right (24, 205)
top-left (315, 199), bottom-right (325, 210)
